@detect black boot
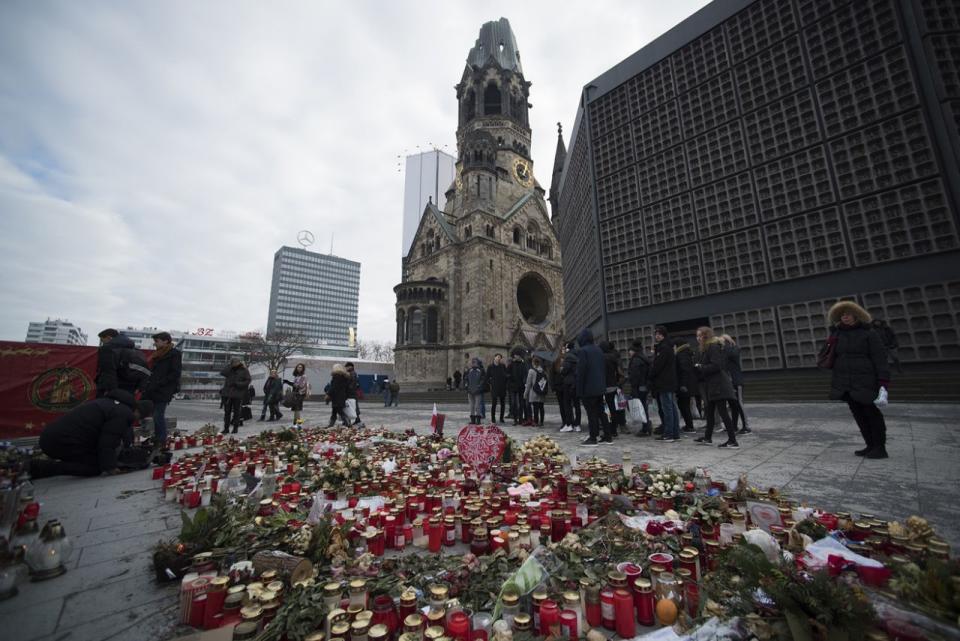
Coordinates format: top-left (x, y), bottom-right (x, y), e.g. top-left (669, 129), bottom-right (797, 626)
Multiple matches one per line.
top-left (865, 447), bottom-right (888, 459)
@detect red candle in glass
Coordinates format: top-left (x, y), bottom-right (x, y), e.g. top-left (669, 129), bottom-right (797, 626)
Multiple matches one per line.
top-left (614, 589), bottom-right (636, 639)
top-left (203, 590), bottom-right (227, 629)
top-left (539, 600), bottom-right (559, 636)
top-left (461, 519), bottom-right (473, 544)
top-left (559, 610), bottom-right (577, 641)
top-left (551, 515), bottom-right (565, 542)
top-left (368, 531), bottom-right (385, 556)
top-left (633, 579), bottom-right (655, 626)
top-left (447, 611), bottom-right (470, 641)
top-left (372, 594), bottom-right (400, 639)
top-left (600, 588), bottom-right (616, 630)
top-left (428, 519), bottom-right (443, 553)
top-left (585, 595), bottom-right (601, 628)
top-left (403, 524), bottom-right (413, 545)
top-left (189, 594), bottom-right (207, 628)
top-left (444, 520), bottom-right (456, 547)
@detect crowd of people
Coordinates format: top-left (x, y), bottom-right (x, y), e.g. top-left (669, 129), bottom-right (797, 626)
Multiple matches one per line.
top-left (449, 299), bottom-right (893, 458)
top-left (31, 300), bottom-right (893, 478)
top-left (451, 326), bottom-right (749, 449)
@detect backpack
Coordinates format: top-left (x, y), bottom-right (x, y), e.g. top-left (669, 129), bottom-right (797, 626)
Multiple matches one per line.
top-left (534, 369), bottom-right (548, 395)
top-left (118, 348), bottom-right (151, 390)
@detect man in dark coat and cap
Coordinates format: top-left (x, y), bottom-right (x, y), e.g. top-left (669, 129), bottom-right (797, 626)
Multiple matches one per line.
top-left (649, 326), bottom-right (680, 442)
top-left (33, 390), bottom-right (153, 477)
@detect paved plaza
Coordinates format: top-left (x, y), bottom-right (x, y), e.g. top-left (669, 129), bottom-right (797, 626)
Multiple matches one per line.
top-left (4, 399), bottom-right (959, 641)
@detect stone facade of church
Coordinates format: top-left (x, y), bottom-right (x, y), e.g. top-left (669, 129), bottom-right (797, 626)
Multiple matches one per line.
top-left (394, 18), bottom-right (564, 390)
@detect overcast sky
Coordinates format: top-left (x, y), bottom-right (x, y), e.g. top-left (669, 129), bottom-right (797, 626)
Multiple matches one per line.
top-left (0, 0), bottom-right (708, 345)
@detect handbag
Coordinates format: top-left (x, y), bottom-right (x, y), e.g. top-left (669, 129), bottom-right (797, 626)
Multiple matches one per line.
top-left (344, 398), bottom-right (358, 422)
top-left (241, 406), bottom-right (253, 421)
top-left (282, 389), bottom-right (295, 408)
top-left (628, 398), bottom-right (647, 424)
top-left (615, 387), bottom-right (628, 410)
top-left (817, 333), bottom-right (838, 369)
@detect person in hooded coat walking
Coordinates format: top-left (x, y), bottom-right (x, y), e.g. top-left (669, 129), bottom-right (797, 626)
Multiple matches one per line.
top-left (721, 335), bottom-right (750, 434)
top-left (824, 301), bottom-right (891, 459)
top-left (693, 327), bottom-right (739, 448)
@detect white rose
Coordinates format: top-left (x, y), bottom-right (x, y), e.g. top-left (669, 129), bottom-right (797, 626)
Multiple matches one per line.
top-left (670, 490), bottom-right (677, 497)
top-left (673, 484), bottom-right (681, 491)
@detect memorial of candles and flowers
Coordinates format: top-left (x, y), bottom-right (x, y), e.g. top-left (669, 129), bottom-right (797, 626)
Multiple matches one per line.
top-left (5, 422), bottom-right (959, 641)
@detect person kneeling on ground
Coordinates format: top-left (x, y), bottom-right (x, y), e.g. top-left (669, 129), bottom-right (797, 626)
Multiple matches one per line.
top-left (33, 390), bottom-right (153, 478)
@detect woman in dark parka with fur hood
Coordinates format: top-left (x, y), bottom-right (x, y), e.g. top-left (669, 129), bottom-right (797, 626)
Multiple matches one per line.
top-left (825, 301), bottom-right (891, 459)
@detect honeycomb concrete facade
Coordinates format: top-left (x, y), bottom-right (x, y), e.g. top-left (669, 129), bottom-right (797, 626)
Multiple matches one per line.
top-left (555, 0), bottom-right (960, 369)
top-left (394, 18), bottom-right (564, 390)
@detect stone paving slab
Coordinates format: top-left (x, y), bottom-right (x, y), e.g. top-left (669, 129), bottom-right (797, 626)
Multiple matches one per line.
top-left (2, 399), bottom-right (957, 641)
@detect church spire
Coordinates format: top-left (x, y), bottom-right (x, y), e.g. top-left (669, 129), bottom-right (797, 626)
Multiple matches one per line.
top-left (549, 122), bottom-right (566, 220)
top-left (466, 18), bottom-right (523, 74)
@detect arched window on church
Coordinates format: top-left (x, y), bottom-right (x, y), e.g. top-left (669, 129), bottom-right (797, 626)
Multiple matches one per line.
top-left (396, 309), bottom-right (405, 345)
top-left (541, 241), bottom-right (552, 259)
top-left (486, 224), bottom-right (494, 238)
top-left (409, 308), bottom-right (423, 345)
top-left (426, 308), bottom-right (438, 343)
top-left (526, 222), bottom-right (540, 250)
top-left (464, 88), bottom-right (476, 122)
top-left (464, 226), bottom-right (472, 239)
top-left (434, 235), bottom-right (441, 251)
top-left (484, 83), bottom-right (502, 115)
top-left (513, 226), bottom-right (521, 245)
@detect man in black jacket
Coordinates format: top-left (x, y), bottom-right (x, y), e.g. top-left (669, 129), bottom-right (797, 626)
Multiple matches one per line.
top-left (143, 331), bottom-right (182, 448)
top-left (674, 341), bottom-right (699, 433)
top-left (34, 390), bottom-right (153, 477)
top-left (507, 351), bottom-right (528, 425)
top-left (261, 369), bottom-right (285, 421)
top-left (345, 362), bottom-right (363, 426)
top-left (95, 328), bottom-right (149, 397)
top-left (560, 341), bottom-right (581, 432)
top-left (576, 329), bottom-right (611, 446)
top-left (220, 359), bottom-right (251, 434)
top-left (486, 354), bottom-right (508, 424)
top-left (649, 326), bottom-right (680, 442)
top-left (627, 341), bottom-right (652, 436)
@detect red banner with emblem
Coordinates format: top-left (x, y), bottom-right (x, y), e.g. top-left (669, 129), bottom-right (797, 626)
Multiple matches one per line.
top-left (0, 341), bottom-right (100, 439)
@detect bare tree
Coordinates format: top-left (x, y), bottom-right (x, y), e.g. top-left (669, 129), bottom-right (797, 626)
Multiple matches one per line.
top-left (353, 340), bottom-right (395, 362)
top-left (239, 331), bottom-right (311, 371)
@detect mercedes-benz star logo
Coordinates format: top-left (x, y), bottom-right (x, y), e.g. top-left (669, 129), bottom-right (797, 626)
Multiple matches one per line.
top-left (297, 230), bottom-right (315, 249)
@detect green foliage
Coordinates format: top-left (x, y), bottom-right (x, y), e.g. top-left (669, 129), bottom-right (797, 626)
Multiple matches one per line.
top-left (795, 517), bottom-right (828, 541)
top-left (258, 581), bottom-right (329, 641)
top-left (179, 495), bottom-right (231, 548)
top-left (703, 543), bottom-right (875, 639)
top-left (889, 557), bottom-right (960, 621)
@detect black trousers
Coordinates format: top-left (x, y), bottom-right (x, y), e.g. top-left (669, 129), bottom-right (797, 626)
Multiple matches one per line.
top-left (603, 391), bottom-right (625, 435)
top-left (491, 394), bottom-right (506, 422)
top-left (329, 406), bottom-right (350, 427)
top-left (730, 385), bottom-right (748, 430)
top-left (568, 390), bottom-right (582, 427)
top-left (509, 390), bottom-right (524, 422)
top-left (677, 391), bottom-right (695, 430)
top-left (223, 397), bottom-right (243, 429)
top-left (583, 395), bottom-right (612, 440)
top-left (532, 402), bottom-right (544, 425)
top-left (37, 440), bottom-right (101, 477)
top-left (694, 395), bottom-right (703, 418)
top-left (556, 390), bottom-right (571, 425)
top-left (703, 399), bottom-right (737, 443)
top-left (268, 401), bottom-right (282, 419)
top-left (846, 397), bottom-right (886, 449)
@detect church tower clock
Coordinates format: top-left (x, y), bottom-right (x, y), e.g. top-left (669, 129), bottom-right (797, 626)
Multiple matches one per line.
top-left (394, 18), bottom-right (564, 390)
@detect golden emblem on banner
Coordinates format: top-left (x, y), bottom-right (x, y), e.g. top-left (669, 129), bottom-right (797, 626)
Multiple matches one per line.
top-left (30, 367), bottom-right (94, 412)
